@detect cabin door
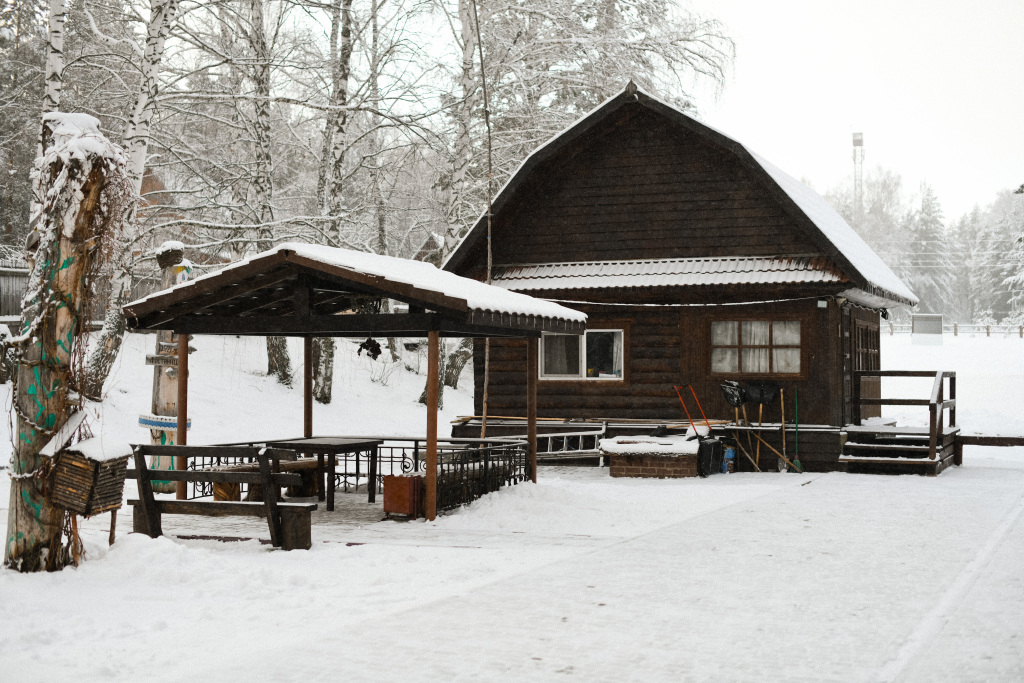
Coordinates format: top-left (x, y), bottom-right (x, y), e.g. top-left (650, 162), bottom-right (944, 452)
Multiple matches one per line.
top-left (854, 319), bottom-right (882, 420)
top-left (841, 307), bottom-right (853, 425)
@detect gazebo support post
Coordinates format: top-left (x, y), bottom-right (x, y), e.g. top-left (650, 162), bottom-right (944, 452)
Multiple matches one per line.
top-left (175, 332), bottom-right (189, 500)
top-left (527, 337), bottom-right (538, 483)
top-left (303, 337), bottom-right (313, 438)
top-left (425, 330), bottom-right (439, 521)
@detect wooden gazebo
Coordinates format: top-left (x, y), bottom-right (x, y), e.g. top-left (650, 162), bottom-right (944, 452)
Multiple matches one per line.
top-left (123, 243), bottom-right (586, 519)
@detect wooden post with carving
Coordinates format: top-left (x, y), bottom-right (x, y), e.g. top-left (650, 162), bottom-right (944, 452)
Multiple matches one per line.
top-left (140, 242), bottom-right (191, 493)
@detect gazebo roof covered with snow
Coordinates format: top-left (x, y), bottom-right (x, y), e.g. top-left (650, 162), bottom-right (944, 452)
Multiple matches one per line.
top-left (124, 243), bottom-right (586, 520)
top-left (125, 242), bottom-right (585, 337)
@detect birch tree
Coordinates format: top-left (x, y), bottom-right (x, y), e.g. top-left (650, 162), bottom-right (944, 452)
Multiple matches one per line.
top-left (83, 0), bottom-right (181, 398)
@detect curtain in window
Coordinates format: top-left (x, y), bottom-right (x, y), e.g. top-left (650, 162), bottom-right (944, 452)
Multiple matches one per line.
top-left (773, 321), bottom-right (800, 345)
top-left (772, 321), bottom-right (800, 373)
top-left (611, 331), bottom-right (623, 377)
top-left (543, 335), bottom-right (580, 375)
top-left (711, 321), bottom-right (739, 372)
top-left (711, 321), bottom-right (737, 345)
top-left (742, 321), bottom-right (770, 372)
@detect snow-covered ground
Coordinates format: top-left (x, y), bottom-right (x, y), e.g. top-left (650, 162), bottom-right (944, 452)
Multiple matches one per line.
top-left (2, 332), bottom-right (1023, 682)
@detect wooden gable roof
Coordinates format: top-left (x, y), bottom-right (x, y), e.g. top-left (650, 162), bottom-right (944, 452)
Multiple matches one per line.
top-left (443, 82), bottom-right (916, 308)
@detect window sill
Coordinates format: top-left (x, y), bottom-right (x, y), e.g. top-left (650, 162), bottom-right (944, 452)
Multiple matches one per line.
top-left (539, 377), bottom-right (628, 384)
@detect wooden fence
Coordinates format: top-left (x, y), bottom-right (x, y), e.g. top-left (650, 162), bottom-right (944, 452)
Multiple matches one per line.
top-left (886, 322), bottom-right (1024, 337)
top-left (0, 259), bottom-right (29, 317)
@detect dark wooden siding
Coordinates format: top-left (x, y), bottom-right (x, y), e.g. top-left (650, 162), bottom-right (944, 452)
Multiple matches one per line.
top-left (475, 298), bottom-right (841, 427)
top-left (491, 107), bottom-right (822, 266)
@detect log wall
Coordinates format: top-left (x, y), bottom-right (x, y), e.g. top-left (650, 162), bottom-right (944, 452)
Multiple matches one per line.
top-left (488, 107), bottom-right (821, 266)
top-left (475, 299), bottom-right (853, 427)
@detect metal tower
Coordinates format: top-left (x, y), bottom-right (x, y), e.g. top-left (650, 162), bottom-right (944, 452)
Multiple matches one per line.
top-left (852, 132), bottom-right (864, 219)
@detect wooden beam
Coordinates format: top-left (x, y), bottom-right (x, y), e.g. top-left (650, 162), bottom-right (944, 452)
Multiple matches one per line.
top-left (293, 274), bottom-right (311, 317)
top-left (425, 330), bottom-right (439, 521)
top-left (223, 286), bottom-right (294, 317)
top-left (166, 313), bottom-right (544, 338)
top-left (283, 252), bottom-right (470, 315)
top-left (128, 263), bottom-right (294, 326)
top-left (176, 332), bottom-right (188, 500)
top-left (527, 337), bottom-right (538, 483)
top-left (958, 435), bottom-right (1024, 447)
top-left (303, 337), bottom-right (313, 438)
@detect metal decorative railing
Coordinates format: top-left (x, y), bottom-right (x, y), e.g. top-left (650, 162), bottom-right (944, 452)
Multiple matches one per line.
top-left (341, 437), bottom-right (529, 511)
top-left (186, 452), bottom-right (258, 499)
top-left (185, 436), bottom-right (530, 510)
top-left (435, 440), bottom-right (529, 512)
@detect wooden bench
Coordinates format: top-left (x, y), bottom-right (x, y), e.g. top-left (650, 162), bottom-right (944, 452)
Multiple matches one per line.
top-left (127, 445), bottom-right (317, 550)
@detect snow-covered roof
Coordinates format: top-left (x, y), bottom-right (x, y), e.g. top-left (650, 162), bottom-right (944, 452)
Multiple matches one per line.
top-left (444, 83), bottom-right (917, 308)
top-left (492, 256), bottom-right (847, 291)
top-left (750, 153), bottom-right (917, 305)
top-left (125, 243), bottom-right (586, 334)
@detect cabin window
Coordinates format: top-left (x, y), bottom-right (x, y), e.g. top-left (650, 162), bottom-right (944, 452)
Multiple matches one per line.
top-left (710, 320), bottom-right (801, 375)
top-left (541, 330), bottom-right (624, 380)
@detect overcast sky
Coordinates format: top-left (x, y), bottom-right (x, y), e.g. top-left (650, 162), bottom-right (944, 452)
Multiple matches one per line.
top-left (687, 0), bottom-right (1024, 219)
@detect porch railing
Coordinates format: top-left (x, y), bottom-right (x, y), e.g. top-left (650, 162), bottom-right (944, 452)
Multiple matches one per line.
top-left (852, 370), bottom-right (957, 459)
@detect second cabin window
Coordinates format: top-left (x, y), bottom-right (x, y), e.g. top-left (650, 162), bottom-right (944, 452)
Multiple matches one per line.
top-left (541, 330), bottom-right (624, 380)
top-left (710, 320), bottom-right (801, 375)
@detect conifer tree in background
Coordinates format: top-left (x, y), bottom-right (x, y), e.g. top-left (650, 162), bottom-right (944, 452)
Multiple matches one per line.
top-left (899, 183), bottom-right (951, 314)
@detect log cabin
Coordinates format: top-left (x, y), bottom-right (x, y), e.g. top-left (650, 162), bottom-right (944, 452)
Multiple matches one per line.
top-left (443, 82), bottom-right (918, 468)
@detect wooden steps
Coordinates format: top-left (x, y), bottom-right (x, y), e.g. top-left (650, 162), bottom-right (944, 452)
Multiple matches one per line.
top-left (841, 424), bottom-right (960, 476)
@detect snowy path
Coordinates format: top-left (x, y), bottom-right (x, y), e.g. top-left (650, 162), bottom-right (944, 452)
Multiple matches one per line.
top-left (4, 334), bottom-right (1024, 680)
top-left (4, 455), bottom-right (1023, 682)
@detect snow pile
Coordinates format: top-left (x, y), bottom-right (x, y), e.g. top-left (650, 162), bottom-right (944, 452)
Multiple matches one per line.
top-left (1, 334), bottom-right (1024, 680)
top-left (599, 434), bottom-right (700, 456)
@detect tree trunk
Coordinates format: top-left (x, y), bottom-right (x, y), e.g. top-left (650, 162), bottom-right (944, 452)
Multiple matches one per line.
top-left (317, 0), bottom-right (354, 238)
top-left (418, 339), bottom-right (447, 410)
top-left (36, 0), bottom-right (65, 161)
top-left (311, 337), bottom-right (334, 403)
top-left (443, 338), bottom-right (472, 389)
top-left (368, 1), bottom-right (400, 363)
top-left (80, 265), bottom-right (130, 399)
top-left (82, 0), bottom-right (181, 398)
top-left (267, 336), bottom-right (292, 387)
top-left (326, 0), bottom-right (354, 241)
top-left (246, 0), bottom-right (291, 386)
top-left (441, 0), bottom-right (478, 258)
top-left (5, 114), bottom-right (132, 571)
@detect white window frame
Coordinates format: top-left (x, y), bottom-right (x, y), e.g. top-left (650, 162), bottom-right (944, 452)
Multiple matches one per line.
top-left (539, 329), bottom-right (624, 381)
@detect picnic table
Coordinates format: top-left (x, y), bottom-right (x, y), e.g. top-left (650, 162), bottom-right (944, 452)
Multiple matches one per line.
top-left (266, 437), bottom-right (382, 511)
